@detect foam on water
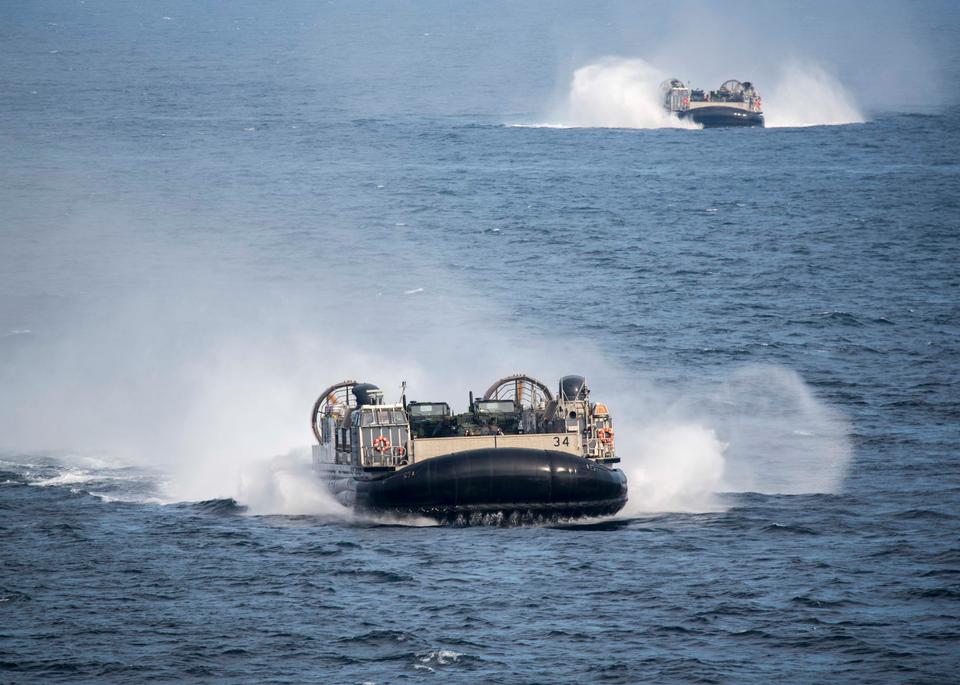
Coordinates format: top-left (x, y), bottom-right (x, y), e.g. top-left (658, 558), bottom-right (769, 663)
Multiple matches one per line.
top-left (32, 469), bottom-right (100, 488)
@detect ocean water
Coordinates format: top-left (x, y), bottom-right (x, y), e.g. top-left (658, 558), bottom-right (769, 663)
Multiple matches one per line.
top-left (2, 2), bottom-right (960, 683)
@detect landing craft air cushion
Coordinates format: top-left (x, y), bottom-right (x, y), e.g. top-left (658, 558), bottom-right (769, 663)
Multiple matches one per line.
top-left (311, 374), bottom-right (628, 523)
top-left (662, 78), bottom-right (765, 128)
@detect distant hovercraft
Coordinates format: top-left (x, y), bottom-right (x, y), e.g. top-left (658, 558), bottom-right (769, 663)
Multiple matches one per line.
top-left (311, 374), bottom-right (628, 524)
top-left (663, 78), bottom-right (765, 128)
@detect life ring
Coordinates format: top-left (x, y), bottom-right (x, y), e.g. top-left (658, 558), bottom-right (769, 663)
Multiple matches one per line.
top-left (598, 427), bottom-right (614, 445)
top-left (373, 435), bottom-right (390, 453)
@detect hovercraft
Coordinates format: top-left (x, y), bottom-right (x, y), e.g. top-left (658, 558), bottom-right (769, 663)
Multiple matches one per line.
top-left (311, 374), bottom-right (628, 524)
top-left (662, 78), bottom-right (765, 128)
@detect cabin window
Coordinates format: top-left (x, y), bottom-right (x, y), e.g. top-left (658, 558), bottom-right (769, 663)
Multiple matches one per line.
top-left (370, 408), bottom-right (402, 425)
top-left (477, 400), bottom-right (515, 414)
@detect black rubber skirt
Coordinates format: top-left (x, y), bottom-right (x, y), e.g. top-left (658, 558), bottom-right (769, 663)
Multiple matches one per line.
top-left (356, 447), bottom-right (627, 521)
top-left (680, 107), bottom-right (765, 128)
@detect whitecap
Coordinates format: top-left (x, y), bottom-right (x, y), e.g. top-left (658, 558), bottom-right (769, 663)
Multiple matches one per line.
top-left (506, 122), bottom-right (571, 129)
top-left (417, 649), bottom-right (463, 666)
top-left (33, 470), bottom-right (96, 487)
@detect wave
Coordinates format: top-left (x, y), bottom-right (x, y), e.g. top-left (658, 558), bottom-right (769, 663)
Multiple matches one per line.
top-left (189, 497), bottom-right (247, 514)
top-left (1, 454), bottom-right (167, 503)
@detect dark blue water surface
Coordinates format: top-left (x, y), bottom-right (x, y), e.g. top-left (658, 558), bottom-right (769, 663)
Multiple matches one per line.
top-left (2, 2), bottom-right (960, 683)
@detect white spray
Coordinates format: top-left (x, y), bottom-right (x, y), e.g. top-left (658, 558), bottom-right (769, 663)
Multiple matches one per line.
top-left (595, 363), bottom-right (851, 516)
top-left (763, 61), bottom-right (865, 127)
top-left (529, 56), bottom-right (864, 130)
top-left (557, 58), bottom-right (698, 129)
top-left (0, 211), bottom-right (852, 520)
top-left (0, 279), bottom-right (853, 517)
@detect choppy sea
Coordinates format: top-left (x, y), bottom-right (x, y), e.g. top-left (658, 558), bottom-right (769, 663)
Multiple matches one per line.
top-left (2, 2), bottom-right (959, 683)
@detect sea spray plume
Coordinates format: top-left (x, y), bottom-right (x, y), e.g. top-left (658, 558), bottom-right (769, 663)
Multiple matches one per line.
top-left (764, 61), bottom-right (865, 127)
top-left (0, 222), bottom-right (611, 514)
top-left (0, 275), bottom-right (852, 515)
top-left (236, 448), bottom-right (352, 517)
top-left (171, 361), bottom-right (851, 516)
top-left (0, 195), bottom-right (536, 510)
top-left (0, 208), bottom-right (851, 515)
top-left (1, 291), bottom-right (851, 517)
top-left (699, 365), bottom-right (853, 494)
top-left (534, 56), bottom-right (863, 131)
top-left (595, 363), bottom-right (852, 515)
top-left (595, 373), bottom-right (729, 515)
top-left (621, 423), bottom-right (728, 514)
top-left (558, 57), bottom-right (699, 129)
